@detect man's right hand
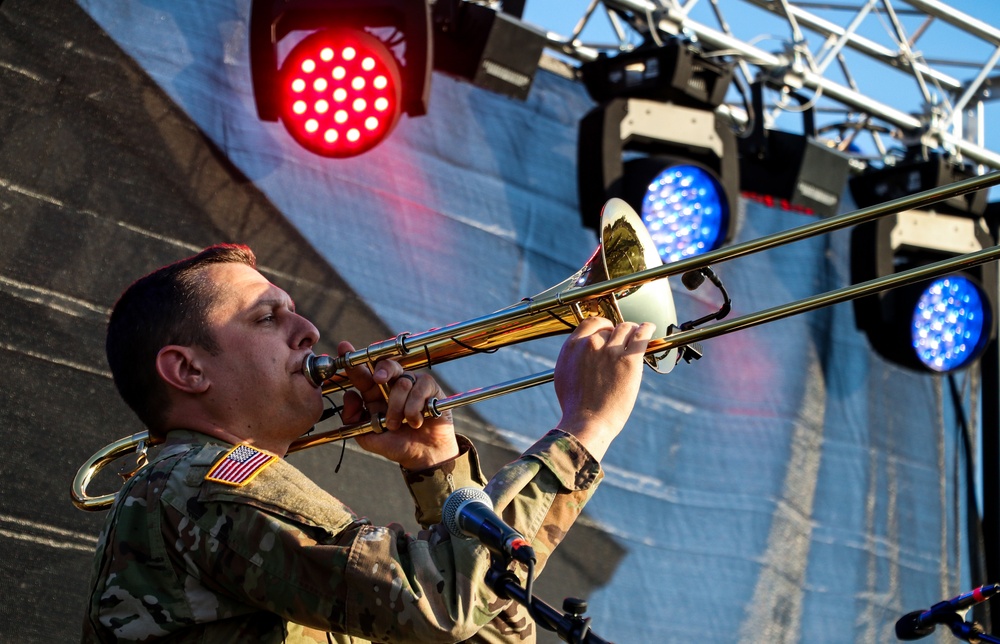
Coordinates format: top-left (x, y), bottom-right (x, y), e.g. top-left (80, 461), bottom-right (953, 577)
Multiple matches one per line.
top-left (338, 341), bottom-right (460, 471)
top-left (553, 317), bottom-right (654, 461)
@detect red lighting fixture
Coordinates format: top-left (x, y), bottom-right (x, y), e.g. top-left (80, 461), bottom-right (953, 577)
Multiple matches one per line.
top-left (737, 82), bottom-right (851, 218)
top-left (250, 0), bottom-right (430, 159)
top-left (278, 29), bottom-right (402, 157)
top-left (741, 191), bottom-right (815, 215)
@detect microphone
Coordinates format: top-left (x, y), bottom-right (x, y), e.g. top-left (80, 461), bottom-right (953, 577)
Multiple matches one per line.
top-left (442, 488), bottom-right (536, 564)
top-left (681, 269), bottom-right (706, 291)
top-left (896, 584), bottom-right (1000, 640)
top-left (678, 266), bottom-right (732, 331)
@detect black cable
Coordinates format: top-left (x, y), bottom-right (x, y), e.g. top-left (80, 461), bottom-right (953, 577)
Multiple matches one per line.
top-left (523, 558), bottom-right (540, 625)
top-left (679, 266), bottom-right (732, 330)
top-left (449, 336), bottom-right (500, 354)
top-left (947, 372), bottom-right (992, 631)
top-left (333, 437), bottom-right (347, 474)
top-left (315, 394), bottom-right (349, 473)
top-left (546, 309), bottom-right (579, 330)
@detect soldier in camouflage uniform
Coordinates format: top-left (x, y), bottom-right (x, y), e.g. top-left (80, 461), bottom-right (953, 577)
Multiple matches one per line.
top-left (82, 244), bottom-right (652, 642)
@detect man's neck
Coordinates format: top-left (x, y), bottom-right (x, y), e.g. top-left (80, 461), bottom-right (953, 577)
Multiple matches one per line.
top-left (164, 423), bottom-right (292, 457)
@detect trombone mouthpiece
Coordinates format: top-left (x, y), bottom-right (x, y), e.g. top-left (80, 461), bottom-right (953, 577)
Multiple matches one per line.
top-left (303, 354), bottom-right (336, 387)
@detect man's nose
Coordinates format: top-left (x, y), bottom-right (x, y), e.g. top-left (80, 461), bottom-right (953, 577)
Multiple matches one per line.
top-left (294, 314), bottom-right (320, 349)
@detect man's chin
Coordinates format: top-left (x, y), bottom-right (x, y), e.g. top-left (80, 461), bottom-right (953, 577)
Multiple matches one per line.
top-left (283, 399), bottom-right (326, 439)
top-left (307, 397), bottom-right (327, 426)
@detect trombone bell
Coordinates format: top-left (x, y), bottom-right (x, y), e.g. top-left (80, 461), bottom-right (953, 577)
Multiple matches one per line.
top-left (540, 198), bottom-right (680, 371)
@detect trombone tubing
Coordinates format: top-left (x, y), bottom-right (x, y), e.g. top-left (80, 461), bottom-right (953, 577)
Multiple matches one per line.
top-left (576, 171), bottom-right (1000, 305)
top-left (402, 240), bottom-right (1000, 427)
top-left (305, 172), bottom-right (1000, 453)
top-left (651, 240), bottom-right (1000, 352)
top-left (337, 171), bottom-right (1000, 372)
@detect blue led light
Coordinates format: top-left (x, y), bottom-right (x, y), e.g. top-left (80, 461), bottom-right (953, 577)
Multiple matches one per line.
top-left (640, 165), bottom-right (726, 263)
top-left (911, 275), bottom-right (989, 372)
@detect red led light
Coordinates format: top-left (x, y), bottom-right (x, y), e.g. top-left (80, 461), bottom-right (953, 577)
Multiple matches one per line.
top-left (277, 29), bottom-right (402, 158)
top-left (741, 191), bottom-right (816, 216)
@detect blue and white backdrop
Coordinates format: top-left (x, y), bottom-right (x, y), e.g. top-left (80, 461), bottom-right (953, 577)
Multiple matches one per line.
top-left (72, 1), bottom-right (982, 641)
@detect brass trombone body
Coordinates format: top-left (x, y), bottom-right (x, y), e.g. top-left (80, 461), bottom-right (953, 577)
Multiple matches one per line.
top-left (72, 171), bottom-right (1000, 511)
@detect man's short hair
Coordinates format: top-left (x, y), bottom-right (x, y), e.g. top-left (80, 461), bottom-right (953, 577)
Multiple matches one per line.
top-left (106, 244), bottom-right (257, 435)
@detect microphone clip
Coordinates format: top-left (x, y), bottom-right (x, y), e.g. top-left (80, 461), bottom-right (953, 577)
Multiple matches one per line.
top-left (896, 584), bottom-right (1000, 642)
top-left (676, 266), bottom-right (732, 333)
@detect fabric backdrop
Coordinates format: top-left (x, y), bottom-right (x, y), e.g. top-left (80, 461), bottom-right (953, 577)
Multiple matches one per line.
top-left (67, 1), bottom-right (984, 640)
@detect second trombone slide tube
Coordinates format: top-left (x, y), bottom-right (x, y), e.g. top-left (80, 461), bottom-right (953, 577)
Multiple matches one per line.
top-left (322, 172), bottom-right (1000, 387)
top-left (293, 240), bottom-right (1000, 455)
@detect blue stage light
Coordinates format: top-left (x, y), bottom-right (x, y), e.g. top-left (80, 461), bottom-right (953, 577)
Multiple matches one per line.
top-left (911, 275), bottom-right (991, 372)
top-left (640, 164), bottom-right (727, 263)
top-left (849, 154), bottom-right (996, 373)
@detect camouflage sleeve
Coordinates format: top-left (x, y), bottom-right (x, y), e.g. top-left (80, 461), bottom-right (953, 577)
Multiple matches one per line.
top-left (401, 434), bottom-right (488, 527)
top-left (490, 429), bottom-right (603, 567)
top-left (464, 429), bottom-right (605, 643)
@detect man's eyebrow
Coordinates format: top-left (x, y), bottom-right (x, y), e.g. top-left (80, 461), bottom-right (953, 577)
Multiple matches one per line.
top-left (250, 296), bottom-right (293, 311)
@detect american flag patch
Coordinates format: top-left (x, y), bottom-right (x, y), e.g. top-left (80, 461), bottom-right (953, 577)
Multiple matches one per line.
top-left (205, 445), bottom-right (276, 486)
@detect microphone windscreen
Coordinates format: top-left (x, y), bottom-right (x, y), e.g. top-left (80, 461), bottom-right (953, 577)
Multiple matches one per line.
top-left (442, 487), bottom-right (492, 539)
top-left (682, 270), bottom-right (705, 290)
top-left (895, 611), bottom-right (935, 641)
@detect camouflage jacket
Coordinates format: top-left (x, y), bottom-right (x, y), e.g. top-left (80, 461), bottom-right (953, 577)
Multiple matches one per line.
top-left (82, 429), bottom-right (603, 643)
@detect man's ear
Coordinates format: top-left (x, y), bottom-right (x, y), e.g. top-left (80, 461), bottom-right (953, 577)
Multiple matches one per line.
top-left (155, 345), bottom-right (210, 394)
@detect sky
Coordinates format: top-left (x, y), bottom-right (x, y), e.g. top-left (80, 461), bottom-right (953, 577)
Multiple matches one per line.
top-left (521, 0), bottom-right (1000, 182)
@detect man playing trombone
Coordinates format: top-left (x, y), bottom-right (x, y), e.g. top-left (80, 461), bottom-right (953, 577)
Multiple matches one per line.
top-left (82, 243), bottom-right (652, 643)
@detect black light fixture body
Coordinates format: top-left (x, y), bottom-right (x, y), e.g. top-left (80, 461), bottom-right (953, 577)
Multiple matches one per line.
top-left (579, 38), bottom-right (732, 109)
top-left (849, 152), bottom-right (989, 216)
top-left (849, 152), bottom-right (997, 371)
top-left (431, 0), bottom-right (546, 101)
top-left (576, 39), bottom-right (738, 234)
top-left (249, 0), bottom-right (432, 122)
top-left (738, 81), bottom-right (852, 217)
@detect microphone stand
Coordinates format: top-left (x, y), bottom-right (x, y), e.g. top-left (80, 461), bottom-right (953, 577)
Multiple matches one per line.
top-left (936, 612), bottom-right (1000, 644)
top-left (485, 562), bottom-right (614, 644)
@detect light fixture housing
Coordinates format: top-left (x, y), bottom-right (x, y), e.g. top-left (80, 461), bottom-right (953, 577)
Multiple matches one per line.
top-left (431, 0), bottom-right (546, 101)
top-left (577, 96), bottom-right (739, 254)
top-left (249, 0), bottom-right (431, 157)
top-left (577, 39), bottom-right (739, 258)
top-left (580, 38), bottom-right (732, 108)
top-left (850, 152), bottom-right (997, 372)
top-left (738, 82), bottom-right (852, 218)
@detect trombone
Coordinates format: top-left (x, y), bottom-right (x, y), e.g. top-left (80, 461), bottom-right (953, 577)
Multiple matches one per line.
top-left (72, 171), bottom-right (1000, 511)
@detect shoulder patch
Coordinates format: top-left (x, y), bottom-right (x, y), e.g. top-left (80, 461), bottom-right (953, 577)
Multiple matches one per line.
top-left (205, 444), bottom-right (277, 486)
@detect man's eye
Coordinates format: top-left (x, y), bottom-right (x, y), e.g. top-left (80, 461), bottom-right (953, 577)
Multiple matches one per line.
top-left (259, 314), bottom-right (276, 324)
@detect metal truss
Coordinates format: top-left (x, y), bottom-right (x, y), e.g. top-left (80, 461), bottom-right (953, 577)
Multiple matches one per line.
top-left (535, 0), bottom-right (1000, 171)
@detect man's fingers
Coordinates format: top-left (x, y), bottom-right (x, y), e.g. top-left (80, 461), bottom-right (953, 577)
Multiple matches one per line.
top-left (384, 371), bottom-right (440, 431)
top-left (385, 371), bottom-right (416, 430)
top-left (573, 316), bottom-right (614, 338)
top-left (371, 358), bottom-right (402, 384)
top-left (404, 374), bottom-right (431, 429)
top-left (605, 321), bottom-right (638, 348)
top-left (336, 340), bottom-right (445, 433)
top-left (340, 390), bottom-right (368, 424)
top-left (623, 321), bottom-right (656, 356)
top-left (575, 318), bottom-right (655, 356)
